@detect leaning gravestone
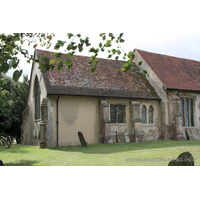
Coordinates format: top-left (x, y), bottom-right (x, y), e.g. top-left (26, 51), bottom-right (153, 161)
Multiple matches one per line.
top-left (168, 152), bottom-right (194, 166)
top-left (78, 132), bottom-right (87, 147)
top-left (0, 160), bottom-right (3, 166)
top-left (1, 139), bottom-right (6, 146)
top-left (1, 137), bottom-right (10, 148)
top-left (124, 134), bottom-right (130, 143)
top-left (7, 136), bottom-right (12, 145)
top-left (116, 132), bottom-right (120, 143)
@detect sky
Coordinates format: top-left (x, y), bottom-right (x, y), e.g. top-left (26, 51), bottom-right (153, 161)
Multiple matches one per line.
top-left (6, 32), bottom-right (200, 81)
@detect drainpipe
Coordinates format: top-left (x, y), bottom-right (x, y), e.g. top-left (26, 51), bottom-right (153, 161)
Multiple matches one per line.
top-left (56, 95), bottom-right (60, 147)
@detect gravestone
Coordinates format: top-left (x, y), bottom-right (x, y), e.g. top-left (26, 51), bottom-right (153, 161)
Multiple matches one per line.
top-left (40, 141), bottom-right (46, 149)
top-left (124, 134), bottom-right (130, 143)
top-left (0, 160), bottom-right (3, 166)
top-left (116, 132), bottom-right (120, 143)
top-left (185, 128), bottom-right (195, 140)
top-left (1, 139), bottom-right (6, 146)
top-left (7, 136), bottom-right (12, 145)
top-left (1, 137), bottom-right (10, 148)
top-left (78, 132), bottom-right (87, 147)
top-left (168, 152), bottom-right (194, 166)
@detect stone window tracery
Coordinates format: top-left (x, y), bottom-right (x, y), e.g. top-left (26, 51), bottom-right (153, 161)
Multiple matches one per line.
top-left (180, 98), bottom-right (194, 127)
top-left (142, 105), bottom-right (154, 125)
top-left (110, 105), bottom-right (125, 124)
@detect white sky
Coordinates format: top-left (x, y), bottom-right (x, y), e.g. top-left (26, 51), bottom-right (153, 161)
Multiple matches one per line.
top-left (2, 0), bottom-right (200, 82)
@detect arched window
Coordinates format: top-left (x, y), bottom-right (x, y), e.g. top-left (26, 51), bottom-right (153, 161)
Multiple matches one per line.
top-left (35, 78), bottom-right (40, 120)
top-left (142, 105), bottom-right (147, 124)
top-left (148, 106), bottom-right (154, 124)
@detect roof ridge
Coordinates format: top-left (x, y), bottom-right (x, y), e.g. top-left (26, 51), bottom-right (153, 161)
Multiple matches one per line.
top-left (135, 48), bottom-right (200, 63)
top-left (35, 49), bottom-right (127, 63)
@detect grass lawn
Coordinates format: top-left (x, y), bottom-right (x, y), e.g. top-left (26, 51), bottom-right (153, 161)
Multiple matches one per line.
top-left (0, 140), bottom-right (200, 166)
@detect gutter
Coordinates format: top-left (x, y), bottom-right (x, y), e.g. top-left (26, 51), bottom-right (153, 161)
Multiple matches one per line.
top-left (164, 87), bottom-right (200, 93)
top-left (56, 95), bottom-right (60, 147)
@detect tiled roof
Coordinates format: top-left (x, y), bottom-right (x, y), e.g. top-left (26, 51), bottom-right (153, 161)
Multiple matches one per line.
top-left (135, 49), bottom-right (200, 91)
top-left (36, 49), bottom-right (160, 99)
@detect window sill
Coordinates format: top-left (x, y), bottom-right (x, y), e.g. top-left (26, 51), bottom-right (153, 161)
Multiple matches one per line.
top-left (110, 123), bottom-right (126, 125)
top-left (35, 119), bottom-right (41, 123)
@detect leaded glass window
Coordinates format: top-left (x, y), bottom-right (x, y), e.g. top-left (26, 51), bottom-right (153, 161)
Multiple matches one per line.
top-left (189, 99), bottom-right (194, 126)
top-left (142, 105), bottom-right (147, 124)
top-left (35, 79), bottom-right (40, 120)
top-left (185, 99), bottom-right (189, 127)
top-left (180, 98), bottom-right (194, 127)
top-left (180, 99), bottom-right (185, 126)
top-left (110, 105), bottom-right (125, 124)
top-left (148, 106), bottom-right (154, 124)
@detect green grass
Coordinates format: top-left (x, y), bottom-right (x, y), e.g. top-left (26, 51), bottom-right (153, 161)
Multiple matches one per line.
top-left (0, 140), bottom-right (200, 166)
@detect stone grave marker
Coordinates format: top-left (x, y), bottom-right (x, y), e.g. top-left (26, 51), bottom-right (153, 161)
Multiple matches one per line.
top-left (7, 136), bottom-right (12, 145)
top-left (168, 152), bottom-right (194, 166)
top-left (124, 134), bottom-right (130, 143)
top-left (0, 160), bottom-right (3, 166)
top-left (78, 132), bottom-right (87, 147)
top-left (1, 139), bottom-right (6, 146)
top-left (1, 137), bottom-right (10, 148)
top-left (185, 128), bottom-right (195, 140)
top-left (116, 132), bottom-right (120, 143)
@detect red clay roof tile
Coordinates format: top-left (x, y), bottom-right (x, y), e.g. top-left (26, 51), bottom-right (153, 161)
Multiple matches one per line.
top-left (135, 49), bottom-right (200, 91)
top-left (36, 49), bottom-right (160, 99)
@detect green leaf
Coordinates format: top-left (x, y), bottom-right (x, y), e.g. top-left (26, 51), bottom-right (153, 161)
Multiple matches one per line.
top-left (64, 59), bottom-right (72, 65)
top-left (67, 33), bottom-right (74, 39)
top-left (117, 50), bottom-right (121, 55)
top-left (89, 47), bottom-right (99, 54)
top-left (112, 49), bottom-right (116, 54)
top-left (90, 67), bottom-right (95, 73)
top-left (49, 59), bottom-right (56, 65)
top-left (78, 43), bottom-right (83, 52)
top-left (54, 52), bottom-right (62, 59)
top-left (138, 60), bottom-right (142, 66)
top-left (54, 44), bottom-right (60, 50)
top-left (87, 61), bottom-right (93, 66)
top-left (99, 33), bottom-right (105, 37)
top-left (90, 55), bottom-right (96, 61)
top-left (115, 56), bottom-right (119, 61)
top-left (102, 35), bottom-right (106, 40)
top-left (58, 40), bottom-right (66, 46)
top-left (108, 33), bottom-right (115, 40)
top-left (77, 34), bottom-right (81, 38)
top-left (12, 59), bottom-right (19, 69)
top-left (66, 63), bottom-right (72, 70)
top-left (0, 63), bottom-right (9, 73)
top-left (67, 52), bottom-right (75, 58)
top-left (13, 70), bottom-right (23, 82)
top-left (57, 61), bottom-right (63, 70)
top-left (85, 37), bottom-right (91, 47)
top-left (99, 43), bottom-right (102, 48)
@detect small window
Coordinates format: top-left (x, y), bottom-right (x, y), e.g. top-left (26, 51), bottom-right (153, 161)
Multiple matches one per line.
top-left (180, 98), bottom-right (194, 127)
top-left (142, 105), bottom-right (147, 124)
top-left (148, 106), bottom-right (154, 124)
top-left (110, 105), bottom-right (125, 124)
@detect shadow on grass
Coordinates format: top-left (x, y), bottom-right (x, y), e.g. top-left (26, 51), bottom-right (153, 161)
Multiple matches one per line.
top-left (48, 140), bottom-right (200, 155)
top-left (4, 160), bottom-right (39, 166)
